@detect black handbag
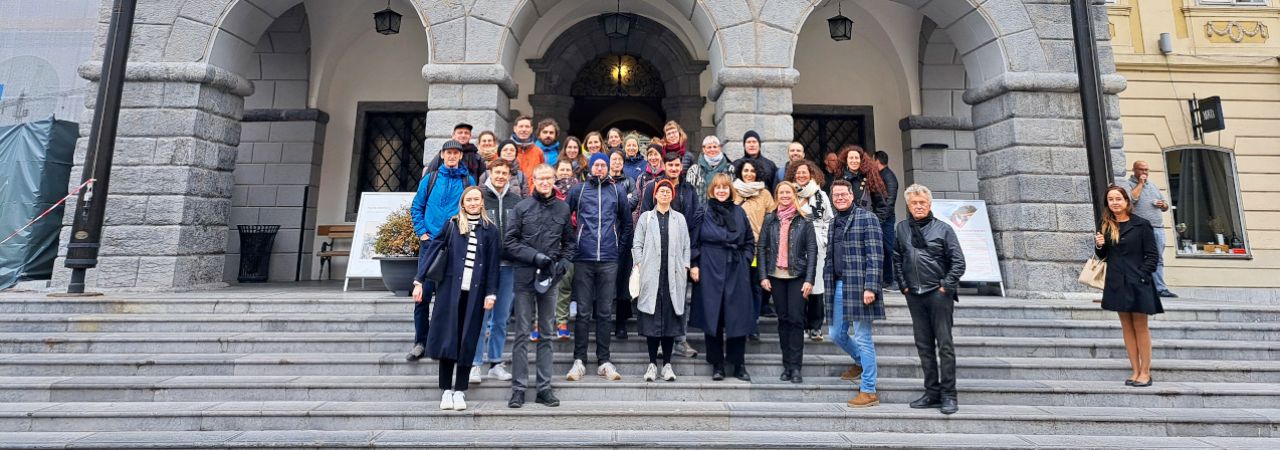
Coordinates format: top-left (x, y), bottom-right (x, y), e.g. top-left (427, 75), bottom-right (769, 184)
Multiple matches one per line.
top-left (419, 238), bottom-right (448, 285)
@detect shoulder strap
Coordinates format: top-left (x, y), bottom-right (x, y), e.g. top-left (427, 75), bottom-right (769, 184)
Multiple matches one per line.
top-left (423, 171), bottom-right (440, 200)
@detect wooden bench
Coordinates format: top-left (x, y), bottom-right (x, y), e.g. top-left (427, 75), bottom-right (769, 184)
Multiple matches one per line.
top-left (316, 224), bottom-right (355, 280)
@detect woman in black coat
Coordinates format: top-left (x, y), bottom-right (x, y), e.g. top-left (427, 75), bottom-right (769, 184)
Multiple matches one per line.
top-left (1094, 185), bottom-right (1163, 388)
top-left (690, 173), bottom-right (757, 382)
top-left (415, 186), bottom-right (501, 411)
top-left (756, 181), bottom-right (817, 383)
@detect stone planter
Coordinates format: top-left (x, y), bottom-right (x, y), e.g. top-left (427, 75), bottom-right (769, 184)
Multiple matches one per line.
top-left (376, 256), bottom-right (418, 297)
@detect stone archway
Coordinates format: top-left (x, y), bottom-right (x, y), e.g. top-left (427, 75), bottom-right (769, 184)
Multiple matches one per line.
top-left (526, 15), bottom-right (707, 141)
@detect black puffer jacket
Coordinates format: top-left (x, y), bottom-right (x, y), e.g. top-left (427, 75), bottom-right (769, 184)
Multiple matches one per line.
top-left (504, 190), bottom-right (577, 283)
top-left (755, 214), bottom-right (818, 284)
top-left (892, 216), bottom-right (965, 296)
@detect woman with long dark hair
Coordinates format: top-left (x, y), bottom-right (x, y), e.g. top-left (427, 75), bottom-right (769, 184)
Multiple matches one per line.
top-left (691, 173), bottom-right (757, 381)
top-left (837, 145), bottom-right (891, 223)
top-left (417, 186), bottom-right (501, 411)
top-left (1094, 185), bottom-right (1163, 387)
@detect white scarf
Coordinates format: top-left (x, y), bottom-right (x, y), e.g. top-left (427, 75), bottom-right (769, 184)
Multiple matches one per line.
top-left (733, 179), bottom-right (766, 199)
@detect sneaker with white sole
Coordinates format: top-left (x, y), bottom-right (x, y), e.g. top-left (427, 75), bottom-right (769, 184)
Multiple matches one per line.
top-left (488, 363), bottom-right (513, 381)
top-left (440, 390), bottom-right (454, 410)
top-left (469, 366), bottom-right (483, 384)
top-left (451, 391), bottom-right (467, 411)
top-left (661, 363), bottom-right (677, 381)
top-left (643, 363), bottom-right (658, 382)
top-left (598, 362), bottom-right (622, 381)
top-left (566, 359), bottom-right (587, 381)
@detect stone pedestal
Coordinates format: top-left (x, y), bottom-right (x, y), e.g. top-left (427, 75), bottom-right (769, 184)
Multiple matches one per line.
top-left (53, 62), bottom-right (252, 291)
top-left (422, 63), bottom-right (517, 159)
top-left (710, 68), bottom-right (798, 163)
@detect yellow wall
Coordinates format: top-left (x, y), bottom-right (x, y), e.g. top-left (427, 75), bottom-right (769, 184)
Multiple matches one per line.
top-left (1109, 0), bottom-right (1280, 288)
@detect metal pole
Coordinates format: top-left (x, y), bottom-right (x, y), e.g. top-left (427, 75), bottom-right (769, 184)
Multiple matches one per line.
top-left (1070, 0), bottom-right (1114, 227)
top-left (64, 0), bottom-right (137, 293)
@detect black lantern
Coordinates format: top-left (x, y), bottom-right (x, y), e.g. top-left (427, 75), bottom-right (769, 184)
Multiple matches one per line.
top-left (374, 0), bottom-right (401, 36)
top-left (599, 0), bottom-right (636, 39)
top-left (828, 2), bottom-right (853, 42)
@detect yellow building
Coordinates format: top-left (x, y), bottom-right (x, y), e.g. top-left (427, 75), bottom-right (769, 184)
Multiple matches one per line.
top-left (1109, 0), bottom-right (1280, 299)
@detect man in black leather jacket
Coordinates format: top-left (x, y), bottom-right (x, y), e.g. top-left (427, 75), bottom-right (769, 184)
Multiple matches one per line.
top-left (892, 183), bottom-right (965, 415)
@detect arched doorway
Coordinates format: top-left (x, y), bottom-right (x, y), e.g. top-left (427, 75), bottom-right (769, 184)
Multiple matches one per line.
top-left (527, 15), bottom-right (706, 141)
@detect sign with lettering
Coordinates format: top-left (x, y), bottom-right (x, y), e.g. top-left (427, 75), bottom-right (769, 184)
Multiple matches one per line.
top-left (930, 199), bottom-right (1004, 285)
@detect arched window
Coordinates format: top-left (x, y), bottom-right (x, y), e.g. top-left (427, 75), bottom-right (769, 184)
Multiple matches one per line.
top-left (1162, 146), bottom-right (1251, 258)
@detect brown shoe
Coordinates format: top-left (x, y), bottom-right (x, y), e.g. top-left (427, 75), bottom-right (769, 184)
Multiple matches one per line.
top-left (847, 392), bottom-right (880, 408)
top-left (839, 365), bottom-right (863, 381)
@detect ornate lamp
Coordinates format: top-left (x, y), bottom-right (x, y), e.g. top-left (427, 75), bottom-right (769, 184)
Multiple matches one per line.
top-left (374, 0), bottom-right (402, 36)
top-left (828, 2), bottom-right (853, 42)
top-left (600, 0), bottom-right (636, 39)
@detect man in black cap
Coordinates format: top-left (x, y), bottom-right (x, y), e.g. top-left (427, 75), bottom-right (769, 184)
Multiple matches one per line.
top-left (503, 164), bottom-right (576, 408)
top-left (733, 130), bottom-right (778, 191)
top-left (427, 123), bottom-right (485, 182)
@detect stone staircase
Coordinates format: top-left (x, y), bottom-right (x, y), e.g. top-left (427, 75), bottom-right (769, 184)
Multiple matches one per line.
top-left (0, 285), bottom-right (1277, 449)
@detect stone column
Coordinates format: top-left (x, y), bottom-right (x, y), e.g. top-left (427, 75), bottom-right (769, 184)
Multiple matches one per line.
top-left (527, 94), bottom-right (574, 132)
top-left (662, 95), bottom-right (706, 145)
top-left (53, 62), bottom-right (252, 291)
top-left (710, 68), bottom-right (798, 162)
top-left (965, 72), bottom-right (1126, 298)
top-left (899, 115), bottom-right (979, 200)
top-left (423, 63), bottom-right (517, 159)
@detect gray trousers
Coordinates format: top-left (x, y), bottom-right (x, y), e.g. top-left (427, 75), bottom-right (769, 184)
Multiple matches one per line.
top-left (511, 273), bottom-right (558, 394)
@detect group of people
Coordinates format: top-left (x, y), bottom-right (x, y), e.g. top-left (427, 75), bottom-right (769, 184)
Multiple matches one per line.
top-left (401, 117), bottom-right (967, 415)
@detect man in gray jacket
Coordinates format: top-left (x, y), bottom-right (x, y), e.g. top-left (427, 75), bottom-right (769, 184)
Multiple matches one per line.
top-left (893, 184), bottom-right (965, 415)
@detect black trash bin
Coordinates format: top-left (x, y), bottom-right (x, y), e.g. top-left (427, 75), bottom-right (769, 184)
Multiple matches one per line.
top-left (237, 225), bottom-right (280, 283)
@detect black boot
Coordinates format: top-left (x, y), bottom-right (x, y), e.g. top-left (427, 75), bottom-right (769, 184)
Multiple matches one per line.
top-left (779, 368), bottom-right (792, 382)
top-left (940, 397), bottom-right (959, 415)
top-left (507, 390), bottom-right (525, 408)
top-left (790, 366), bottom-right (803, 384)
top-left (733, 364), bottom-right (751, 382)
top-left (909, 394), bottom-right (942, 409)
top-left (711, 365), bottom-right (726, 381)
top-left (535, 389), bottom-right (560, 407)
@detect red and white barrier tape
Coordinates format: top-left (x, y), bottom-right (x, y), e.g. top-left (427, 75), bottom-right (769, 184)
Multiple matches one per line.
top-left (0, 178), bottom-right (95, 246)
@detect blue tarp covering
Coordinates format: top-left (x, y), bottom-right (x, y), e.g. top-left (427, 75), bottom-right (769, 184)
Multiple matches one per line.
top-left (0, 117), bottom-right (77, 288)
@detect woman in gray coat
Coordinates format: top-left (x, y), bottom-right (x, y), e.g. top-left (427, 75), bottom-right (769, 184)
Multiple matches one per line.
top-left (632, 179), bottom-right (690, 382)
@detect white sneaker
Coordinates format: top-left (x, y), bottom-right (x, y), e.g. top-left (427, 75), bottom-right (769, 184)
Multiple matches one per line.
top-left (440, 390), bottom-right (454, 410)
top-left (643, 363), bottom-right (658, 382)
top-left (488, 363), bottom-right (513, 381)
top-left (451, 391), bottom-right (467, 411)
top-left (598, 362), bottom-right (622, 381)
top-left (469, 366), bottom-right (483, 384)
top-left (661, 363), bottom-right (677, 382)
top-left (567, 359), bottom-right (587, 381)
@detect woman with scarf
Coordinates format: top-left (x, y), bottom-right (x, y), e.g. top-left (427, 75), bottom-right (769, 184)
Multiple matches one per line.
top-left (756, 181), bottom-right (817, 383)
top-left (690, 174), bottom-right (757, 382)
top-left (686, 136), bottom-right (735, 195)
top-left (481, 141), bottom-right (528, 197)
top-left (837, 145), bottom-right (892, 223)
top-left (561, 136), bottom-right (588, 180)
top-left (476, 131), bottom-right (499, 165)
top-left (610, 150), bottom-right (639, 339)
top-left (635, 143), bottom-right (666, 210)
top-left (733, 159), bottom-right (776, 340)
top-left (418, 186), bottom-right (501, 411)
top-left (786, 160), bottom-right (834, 342)
top-left (622, 134), bottom-right (648, 180)
top-left (584, 131), bottom-right (606, 156)
top-left (661, 120), bottom-right (688, 159)
top-left (633, 180), bottom-right (690, 382)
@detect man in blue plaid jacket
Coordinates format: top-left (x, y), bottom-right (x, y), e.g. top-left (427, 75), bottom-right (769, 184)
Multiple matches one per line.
top-left (824, 179), bottom-right (885, 409)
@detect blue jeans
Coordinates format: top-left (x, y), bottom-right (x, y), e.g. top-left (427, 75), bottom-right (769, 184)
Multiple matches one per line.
top-left (829, 281), bottom-right (877, 393)
top-left (1152, 228), bottom-right (1168, 292)
top-left (473, 266), bottom-right (515, 366)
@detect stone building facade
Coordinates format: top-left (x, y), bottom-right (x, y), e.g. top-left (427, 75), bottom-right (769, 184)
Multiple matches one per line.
top-left (54, 0), bottom-right (1133, 298)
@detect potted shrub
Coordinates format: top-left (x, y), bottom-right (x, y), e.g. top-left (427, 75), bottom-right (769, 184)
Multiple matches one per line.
top-left (372, 205), bottom-right (420, 296)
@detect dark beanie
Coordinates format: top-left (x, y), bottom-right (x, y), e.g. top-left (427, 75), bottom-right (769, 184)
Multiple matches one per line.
top-left (742, 130), bottom-right (762, 146)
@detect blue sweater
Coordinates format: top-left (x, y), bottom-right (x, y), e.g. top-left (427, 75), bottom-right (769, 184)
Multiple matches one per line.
top-left (411, 166), bottom-right (473, 239)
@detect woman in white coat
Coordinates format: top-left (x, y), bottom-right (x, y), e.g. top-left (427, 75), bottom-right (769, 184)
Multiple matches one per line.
top-left (632, 179), bottom-right (691, 382)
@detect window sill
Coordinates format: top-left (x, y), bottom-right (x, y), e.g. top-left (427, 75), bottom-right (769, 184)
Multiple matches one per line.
top-left (1174, 252), bottom-right (1253, 260)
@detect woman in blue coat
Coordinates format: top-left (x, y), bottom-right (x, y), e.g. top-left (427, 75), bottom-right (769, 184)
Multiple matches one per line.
top-left (690, 173), bottom-right (757, 382)
top-left (415, 186), bottom-right (501, 411)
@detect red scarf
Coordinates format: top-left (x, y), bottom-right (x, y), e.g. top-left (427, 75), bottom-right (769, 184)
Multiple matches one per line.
top-left (776, 202), bottom-right (797, 270)
top-left (664, 141), bottom-right (686, 157)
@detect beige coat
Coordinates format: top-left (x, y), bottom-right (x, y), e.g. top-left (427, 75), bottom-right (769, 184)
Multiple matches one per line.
top-left (736, 190), bottom-right (776, 242)
top-left (632, 209), bottom-right (691, 315)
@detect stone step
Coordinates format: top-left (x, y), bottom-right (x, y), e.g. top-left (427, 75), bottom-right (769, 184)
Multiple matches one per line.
top-left (1, 401), bottom-right (1275, 437)
top-left (4, 332), bottom-right (1275, 360)
top-left (3, 314), bottom-right (1275, 341)
top-left (3, 296), bottom-right (1275, 323)
top-left (3, 375), bottom-right (1275, 409)
top-left (2, 353), bottom-right (1276, 382)
top-left (1, 430), bottom-right (1274, 449)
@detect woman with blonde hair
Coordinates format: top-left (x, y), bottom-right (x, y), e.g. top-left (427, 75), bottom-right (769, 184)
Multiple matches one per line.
top-left (417, 186), bottom-right (501, 411)
top-left (1094, 185), bottom-right (1162, 387)
top-left (756, 181), bottom-right (817, 383)
top-left (786, 160), bottom-right (834, 342)
top-left (691, 173), bottom-right (757, 381)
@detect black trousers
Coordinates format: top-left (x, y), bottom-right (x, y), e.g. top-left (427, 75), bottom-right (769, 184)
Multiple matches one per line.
top-left (906, 289), bottom-right (957, 399)
top-left (647, 337), bottom-right (675, 365)
top-left (437, 358), bottom-right (472, 392)
top-left (704, 298), bottom-right (746, 367)
top-left (770, 277), bottom-right (806, 370)
top-left (615, 250), bottom-right (634, 330)
top-left (573, 261), bottom-right (617, 364)
top-left (804, 292), bottom-right (825, 331)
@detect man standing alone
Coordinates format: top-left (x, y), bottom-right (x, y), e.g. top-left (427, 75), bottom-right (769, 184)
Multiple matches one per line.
top-left (1123, 161), bottom-right (1176, 298)
top-left (893, 184), bottom-right (966, 415)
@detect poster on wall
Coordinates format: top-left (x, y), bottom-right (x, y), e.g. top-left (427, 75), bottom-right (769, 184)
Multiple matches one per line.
top-left (930, 199), bottom-right (1004, 289)
top-left (344, 192), bottom-right (415, 291)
